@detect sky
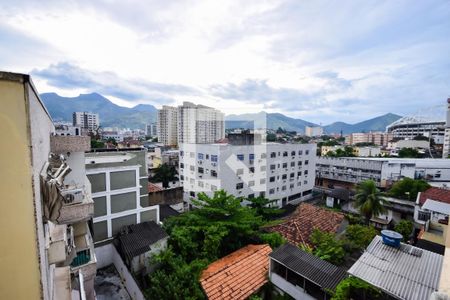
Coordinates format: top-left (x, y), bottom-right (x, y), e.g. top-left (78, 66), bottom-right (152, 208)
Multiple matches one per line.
top-left (1, 0), bottom-right (449, 124)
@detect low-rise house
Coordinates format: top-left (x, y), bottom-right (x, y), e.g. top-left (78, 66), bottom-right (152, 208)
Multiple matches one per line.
top-left (115, 221), bottom-right (168, 275)
top-left (414, 187), bottom-right (450, 254)
top-left (266, 203), bottom-right (345, 246)
top-left (200, 244), bottom-right (272, 300)
top-left (269, 243), bottom-right (347, 300)
top-left (348, 234), bottom-right (443, 300)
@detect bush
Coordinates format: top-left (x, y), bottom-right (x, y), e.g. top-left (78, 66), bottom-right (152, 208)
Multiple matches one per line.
top-left (258, 232), bottom-right (286, 249)
top-left (394, 220), bottom-right (414, 241)
top-left (345, 225), bottom-right (378, 250)
top-left (332, 277), bottom-right (381, 300)
top-left (308, 229), bottom-right (345, 265)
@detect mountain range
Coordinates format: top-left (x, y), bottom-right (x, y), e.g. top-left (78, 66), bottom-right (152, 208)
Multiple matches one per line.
top-left (40, 92), bottom-right (157, 129)
top-left (40, 92), bottom-right (402, 133)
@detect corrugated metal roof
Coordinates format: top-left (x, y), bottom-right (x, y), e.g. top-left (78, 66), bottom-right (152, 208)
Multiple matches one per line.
top-left (348, 235), bottom-right (443, 300)
top-left (116, 221), bottom-right (168, 262)
top-left (269, 243), bottom-right (347, 291)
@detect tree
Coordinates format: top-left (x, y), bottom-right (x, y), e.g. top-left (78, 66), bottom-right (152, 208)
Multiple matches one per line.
top-left (306, 229), bottom-right (346, 265)
top-left (398, 147), bottom-right (420, 158)
top-left (258, 232), bottom-right (286, 249)
top-left (394, 220), bottom-right (414, 241)
top-left (354, 180), bottom-right (387, 224)
top-left (146, 248), bottom-right (207, 300)
top-left (388, 178), bottom-right (430, 201)
top-left (266, 133), bottom-right (277, 142)
top-left (345, 225), bottom-right (378, 250)
top-left (150, 163), bottom-right (177, 188)
top-left (106, 137), bottom-right (117, 145)
top-left (247, 196), bottom-right (284, 220)
top-left (332, 277), bottom-right (381, 300)
top-left (90, 139), bottom-right (105, 149)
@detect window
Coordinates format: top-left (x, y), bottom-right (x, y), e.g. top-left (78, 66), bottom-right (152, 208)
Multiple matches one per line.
top-left (190, 152), bottom-right (195, 158)
top-left (270, 176), bottom-right (276, 182)
top-left (198, 181), bottom-right (204, 187)
top-left (211, 170), bottom-right (217, 177)
top-left (270, 164), bottom-right (276, 170)
top-left (211, 155), bottom-right (218, 162)
top-left (305, 150), bottom-right (309, 155)
top-left (249, 154), bottom-right (255, 160)
top-left (282, 186), bottom-right (286, 191)
top-left (110, 170), bottom-right (136, 190)
top-left (198, 153), bottom-right (204, 160)
top-left (190, 191), bottom-right (196, 197)
top-left (282, 174), bottom-right (287, 180)
top-left (198, 167), bottom-right (204, 174)
top-left (270, 152), bottom-right (276, 158)
top-left (206, 154), bottom-right (209, 159)
top-left (237, 154), bottom-right (244, 161)
top-left (236, 168), bottom-right (244, 175)
top-left (249, 181), bottom-right (255, 187)
top-left (261, 153), bottom-right (267, 159)
top-left (304, 170), bottom-right (308, 175)
top-left (111, 192), bottom-right (137, 213)
top-left (304, 180), bottom-right (308, 184)
top-left (298, 150), bottom-right (303, 155)
top-left (282, 163), bottom-right (287, 168)
top-left (260, 165), bottom-right (266, 171)
top-left (236, 182), bottom-right (244, 190)
top-left (180, 175), bottom-right (184, 180)
top-left (283, 151), bottom-right (288, 157)
top-left (305, 160), bottom-right (309, 165)
top-left (249, 167), bottom-right (255, 173)
top-left (297, 171), bottom-right (302, 177)
top-left (248, 193), bottom-right (255, 199)
top-left (211, 185), bottom-right (217, 191)
top-left (269, 189), bottom-right (275, 195)
top-left (298, 161), bottom-right (302, 166)
top-left (180, 151), bottom-right (184, 156)
top-left (260, 179), bottom-right (266, 184)
top-left (260, 191), bottom-right (265, 197)
top-left (93, 196), bottom-right (107, 217)
top-left (291, 151), bottom-right (296, 156)
top-left (180, 163), bottom-right (184, 169)
top-left (190, 165), bottom-right (195, 171)
top-left (418, 211), bottom-right (431, 221)
top-left (290, 161), bottom-right (295, 167)
top-left (290, 184), bottom-right (294, 189)
top-left (290, 173), bottom-right (295, 178)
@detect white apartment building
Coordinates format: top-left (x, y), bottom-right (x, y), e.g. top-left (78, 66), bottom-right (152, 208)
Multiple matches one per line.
top-left (54, 123), bottom-right (81, 136)
top-left (179, 136), bottom-right (316, 208)
top-left (317, 156), bottom-right (450, 188)
top-left (443, 98), bottom-right (450, 158)
top-left (305, 126), bottom-right (324, 137)
top-left (157, 105), bottom-right (178, 146)
top-left (86, 150), bottom-right (159, 243)
top-left (157, 102), bottom-right (225, 146)
top-left (73, 111), bottom-right (99, 132)
top-left (178, 101), bottom-right (225, 144)
top-left (146, 122), bottom-right (158, 137)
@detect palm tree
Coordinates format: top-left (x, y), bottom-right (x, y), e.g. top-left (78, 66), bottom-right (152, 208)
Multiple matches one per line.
top-left (150, 163), bottom-right (177, 188)
top-left (354, 180), bottom-right (387, 224)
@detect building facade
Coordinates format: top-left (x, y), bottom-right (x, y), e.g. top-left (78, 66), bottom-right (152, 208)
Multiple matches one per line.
top-left (316, 157), bottom-right (450, 189)
top-left (157, 105), bottom-right (178, 146)
top-left (305, 126), bottom-right (323, 137)
top-left (55, 123), bottom-right (82, 136)
top-left (443, 98), bottom-right (450, 158)
top-left (179, 139), bottom-right (316, 209)
top-left (387, 116), bottom-right (446, 145)
top-left (73, 111), bottom-right (99, 132)
top-left (86, 150), bottom-right (160, 243)
top-left (146, 122), bottom-right (158, 137)
top-left (0, 72), bottom-right (96, 300)
top-left (345, 131), bottom-right (393, 146)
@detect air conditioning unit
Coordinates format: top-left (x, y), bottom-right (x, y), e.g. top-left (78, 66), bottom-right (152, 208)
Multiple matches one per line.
top-left (60, 188), bottom-right (83, 204)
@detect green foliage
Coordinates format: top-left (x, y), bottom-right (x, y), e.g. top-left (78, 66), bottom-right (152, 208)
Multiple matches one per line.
top-left (267, 133), bottom-right (277, 142)
top-left (151, 163), bottom-right (177, 188)
top-left (327, 146), bottom-right (355, 157)
top-left (146, 248), bottom-right (207, 300)
top-left (398, 147), bottom-right (420, 158)
top-left (354, 180), bottom-right (387, 224)
top-left (345, 225), bottom-right (378, 250)
top-left (355, 142), bottom-right (375, 147)
top-left (106, 137), bottom-right (117, 145)
top-left (394, 220), bottom-right (414, 241)
top-left (388, 178), bottom-right (430, 201)
top-left (248, 196), bottom-right (284, 220)
top-left (345, 214), bottom-right (364, 225)
top-left (258, 232), bottom-right (286, 249)
top-left (307, 229), bottom-right (346, 265)
top-left (90, 139), bottom-right (105, 148)
top-left (332, 277), bottom-right (381, 300)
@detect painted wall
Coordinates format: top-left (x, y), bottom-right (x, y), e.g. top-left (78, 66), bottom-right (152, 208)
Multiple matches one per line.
top-left (0, 79), bottom-right (42, 299)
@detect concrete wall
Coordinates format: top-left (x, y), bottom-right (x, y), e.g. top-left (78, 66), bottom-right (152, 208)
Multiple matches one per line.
top-left (148, 187), bottom-right (183, 206)
top-left (0, 77), bottom-right (47, 299)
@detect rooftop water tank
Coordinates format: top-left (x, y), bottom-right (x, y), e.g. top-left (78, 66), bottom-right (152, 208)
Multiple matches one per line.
top-left (381, 230), bottom-right (403, 248)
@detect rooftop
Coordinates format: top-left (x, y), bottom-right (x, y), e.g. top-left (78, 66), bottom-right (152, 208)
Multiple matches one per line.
top-left (116, 221), bottom-right (168, 262)
top-left (348, 235), bottom-right (443, 300)
top-left (148, 182), bottom-right (163, 193)
top-left (419, 187), bottom-right (450, 206)
top-left (270, 243), bottom-right (347, 291)
top-left (159, 204), bottom-right (180, 221)
top-left (200, 244), bottom-right (271, 300)
top-left (266, 203), bottom-right (345, 246)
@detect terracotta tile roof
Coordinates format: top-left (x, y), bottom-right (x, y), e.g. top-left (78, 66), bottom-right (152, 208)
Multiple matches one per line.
top-left (266, 203), bottom-right (344, 246)
top-left (148, 182), bottom-right (163, 193)
top-left (419, 187), bottom-right (450, 206)
top-left (200, 244), bottom-right (272, 300)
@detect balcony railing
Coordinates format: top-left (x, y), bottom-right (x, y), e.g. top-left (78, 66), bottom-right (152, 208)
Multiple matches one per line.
top-left (71, 249), bottom-right (91, 268)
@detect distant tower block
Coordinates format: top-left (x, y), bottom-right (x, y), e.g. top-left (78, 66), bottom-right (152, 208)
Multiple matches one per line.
top-left (443, 98), bottom-right (450, 158)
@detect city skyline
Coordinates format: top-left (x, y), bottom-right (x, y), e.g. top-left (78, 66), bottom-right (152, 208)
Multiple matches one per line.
top-left (1, 0), bottom-right (449, 124)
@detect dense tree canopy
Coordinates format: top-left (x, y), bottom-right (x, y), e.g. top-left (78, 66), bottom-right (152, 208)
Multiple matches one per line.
top-left (344, 224), bottom-right (378, 250)
top-left (150, 163), bottom-right (178, 188)
top-left (301, 229), bottom-right (346, 265)
top-left (398, 147), bottom-right (420, 158)
top-left (394, 220), bottom-right (414, 241)
top-left (388, 178), bottom-right (430, 201)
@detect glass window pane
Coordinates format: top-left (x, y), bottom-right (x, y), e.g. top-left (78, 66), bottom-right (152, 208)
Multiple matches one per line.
top-left (87, 173), bottom-right (106, 193)
top-left (111, 214), bottom-right (136, 236)
top-left (111, 192), bottom-right (136, 213)
top-left (110, 170), bottom-right (136, 190)
top-left (93, 221), bottom-right (108, 242)
top-left (93, 196), bottom-right (107, 217)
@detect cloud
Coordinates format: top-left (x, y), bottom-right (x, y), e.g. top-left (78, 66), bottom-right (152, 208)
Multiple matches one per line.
top-left (32, 62), bottom-right (200, 105)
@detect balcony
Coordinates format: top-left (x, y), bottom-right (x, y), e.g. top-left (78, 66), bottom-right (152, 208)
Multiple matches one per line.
top-left (47, 222), bottom-right (74, 264)
top-left (57, 177), bottom-right (94, 224)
